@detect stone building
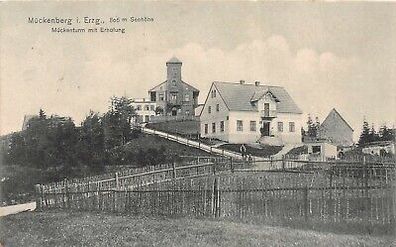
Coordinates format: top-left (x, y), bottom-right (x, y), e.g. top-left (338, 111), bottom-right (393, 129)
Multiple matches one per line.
top-left (148, 57), bottom-right (199, 116)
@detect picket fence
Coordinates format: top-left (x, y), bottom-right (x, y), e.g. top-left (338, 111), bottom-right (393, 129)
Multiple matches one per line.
top-left (35, 156), bottom-right (249, 209)
top-left (35, 163), bottom-right (395, 234)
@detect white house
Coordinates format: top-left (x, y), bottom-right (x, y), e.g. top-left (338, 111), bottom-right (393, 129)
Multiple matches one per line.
top-left (130, 98), bottom-right (157, 123)
top-left (200, 81), bottom-right (303, 145)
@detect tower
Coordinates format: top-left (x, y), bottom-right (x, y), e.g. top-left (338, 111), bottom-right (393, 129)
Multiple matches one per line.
top-left (166, 57), bottom-right (182, 88)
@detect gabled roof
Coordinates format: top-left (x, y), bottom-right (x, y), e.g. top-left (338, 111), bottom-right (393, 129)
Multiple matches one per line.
top-left (181, 80), bottom-right (199, 92)
top-left (212, 81), bottom-right (303, 114)
top-left (250, 90), bottom-right (280, 102)
top-left (320, 108), bottom-right (354, 132)
top-left (148, 81), bottom-right (166, 92)
top-left (148, 80), bottom-right (199, 92)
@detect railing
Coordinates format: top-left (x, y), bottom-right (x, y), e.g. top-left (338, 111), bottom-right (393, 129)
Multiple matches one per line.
top-left (141, 127), bottom-right (245, 160)
top-left (149, 115), bottom-right (199, 123)
top-left (260, 110), bottom-right (277, 118)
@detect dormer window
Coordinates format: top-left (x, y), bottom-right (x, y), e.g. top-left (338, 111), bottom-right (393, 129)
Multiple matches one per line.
top-left (172, 80), bottom-right (176, 86)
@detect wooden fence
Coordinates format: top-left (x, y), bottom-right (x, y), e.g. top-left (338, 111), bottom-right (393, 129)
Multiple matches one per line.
top-left (35, 156), bottom-right (250, 209)
top-left (35, 156), bottom-right (396, 232)
top-left (35, 165), bottom-right (395, 234)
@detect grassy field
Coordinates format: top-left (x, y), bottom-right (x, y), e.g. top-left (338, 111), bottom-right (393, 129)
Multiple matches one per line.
top-left (0, 211), bottom-right (394, 247)
top-left (146, 120), bottom-right (200, 136)
top-left (124, 134), bottom-right (208, 157)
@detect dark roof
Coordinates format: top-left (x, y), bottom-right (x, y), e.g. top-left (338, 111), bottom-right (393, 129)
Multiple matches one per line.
top-left (213, 81), bottom-right (302, 114)
top-left (148, 81), bottom-right (166, 92)
top-left (321, 108), bottom-right (354, 131)
top-left (166, 57), bottom-right (182, 64)
top-left (148, 80), bottom-right (199, 92)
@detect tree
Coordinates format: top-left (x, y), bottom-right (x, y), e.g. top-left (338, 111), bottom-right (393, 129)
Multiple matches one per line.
top-left (155, 106), bottom-right (164, 115)
top-left (306, 114), bottom-right (318, 138)
top-left (314, 117), bottom-right (321, 132)
top-left (77, 111), bottom-right (105, 173)
top-left (368, 124), bottom-right (379, 143)
top-left (103, 96), bottom-right (136, 150)
top-left (39, 108), bottom-right (46, 119)
top-left (379, 124), bottom-right (395, 142)
top-left (358, 120), bottom-right (370, 146)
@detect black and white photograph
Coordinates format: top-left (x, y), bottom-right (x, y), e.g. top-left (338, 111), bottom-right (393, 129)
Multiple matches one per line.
top-left (0, 1), bottom-right (395, 246)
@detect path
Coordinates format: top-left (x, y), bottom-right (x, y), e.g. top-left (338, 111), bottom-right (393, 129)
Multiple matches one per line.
top-left (272, 143), bottom-right (303, 159)
top-left (0, 202), bottom-right (36, 217)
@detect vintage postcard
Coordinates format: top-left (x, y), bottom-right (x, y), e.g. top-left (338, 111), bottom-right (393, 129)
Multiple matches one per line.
top-left (0, 1), bottom-right (395, 246)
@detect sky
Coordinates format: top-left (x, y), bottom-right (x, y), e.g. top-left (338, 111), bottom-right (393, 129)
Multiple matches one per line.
top-left (1, 2), bottom-right (395, 141)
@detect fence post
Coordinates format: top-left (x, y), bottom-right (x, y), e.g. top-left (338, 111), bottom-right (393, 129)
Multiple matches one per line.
top-left (34, 184), bottom-right (42, 211)
top-left (282, 155), bottom-right (286, 170)
top-left (172, 161), bottom-right (177, 179)
top-left (363, 156), bottom-right (368, 197)
top-left (270, 156), bottom-right (273, 168)
top-left (230, 157), bottom-right (234, 173)
top-left (115, 172), bottom-right (119, 189)
top-left (329, 171), bottom-right (333, 204)
top-left (212, 177), bottom-right (220, 218)
top-left (212, 158), bottom-right (217, 175)
top-left (303, 186), bottom-right (309, 221)
top-left (215, 178), bottom-right (220, 218)
top-left (66, 182), bottom-right (70, 209)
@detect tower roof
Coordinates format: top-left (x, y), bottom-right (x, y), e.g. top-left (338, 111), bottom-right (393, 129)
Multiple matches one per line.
top-left (166, 57), bottom-right (182, 64)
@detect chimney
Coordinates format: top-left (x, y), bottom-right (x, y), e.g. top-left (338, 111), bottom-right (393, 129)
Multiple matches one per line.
top-left (239, 80), bottom-right (245, 84)
top-left (255, 81), bottom-right (260, 86)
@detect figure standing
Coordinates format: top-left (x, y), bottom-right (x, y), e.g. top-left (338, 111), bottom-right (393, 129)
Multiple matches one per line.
top-left (240, 144), bottom-right (247, 159)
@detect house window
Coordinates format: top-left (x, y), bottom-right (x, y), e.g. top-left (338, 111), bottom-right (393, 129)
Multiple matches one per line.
top-left (145, 105), bottom-right (150, 111)
top-left (171, 93), bottom-right (177, 100)
top-left (211, 89), bottom-right (217, 98)
top-left (226, 116), bottom-right (229, 120)
top-left (159, 93), bottom-right (164, 101)
top-left (212, 123), bottom-right (216, 133)
top-left (250, 121), bottom-right (256, 132)
top-left (204, 124), bottom-right (208, 134)
top-left (312, 145), bottom-right (321, 154)
top-left (220, 121), bottom-right (224, 132)
top-left (289, 122), bottom-right (295, 132)
top-left (208, 106), bottom-right (211, 114)
top-left (277, 122), bottom-right (283, 132)
top-left (144, 115), bottom-right (150, 122)
top-left (172, 80), bottom-right (177, 86)
top-left (184, 94), bottom-right (190, 102)
top-left (150, 105), bottom-right (155, 111)
top-left (185, 110), bottom-right (190, 115)
top-left (216, 104), bottom-right (219, 112)
top-left (136, 105), bottom-right (142, 111)
top-left (237, 120), bottom-right (243, 131)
